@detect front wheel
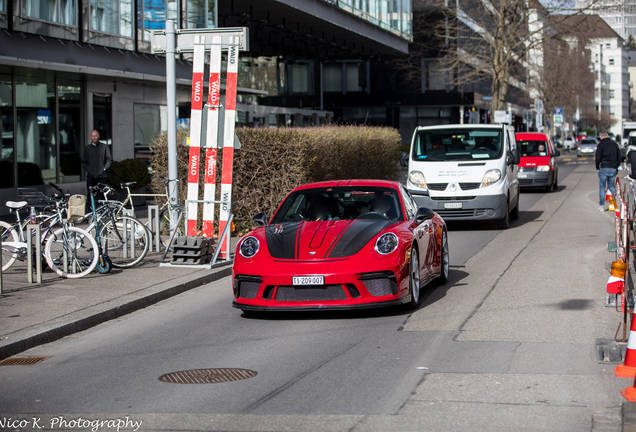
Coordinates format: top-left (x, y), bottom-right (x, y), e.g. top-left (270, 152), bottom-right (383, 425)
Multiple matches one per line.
top-left (159, 208), bottom-right (184, 249)
top-left (97, 255), bottom-right (112, 274)
top-left (99, 215), bottom-right (149, 268)
top-left (0, 221), bottom-right (19, 271)
top-left (437, 229), bottom-right (449, 285)
top-left (44, 226), bottom-right (98, 278)
top-left (496, 201), bottom-right (510, 229)
top-left (405, 245), bottom-right (421, 310)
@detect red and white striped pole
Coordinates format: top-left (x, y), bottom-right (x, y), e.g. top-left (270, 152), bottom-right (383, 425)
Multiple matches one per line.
top-left (218, 36), bottom-right (239, 258)
top-left (202, 35), bottom-right (223, 238)
top-left (186, 35), bottom-right (206, 236)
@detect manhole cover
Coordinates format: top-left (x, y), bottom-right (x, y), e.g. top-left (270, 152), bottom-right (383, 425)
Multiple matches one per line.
top-left (159, 368), bottom-right (257, 384)
top-left (0, 356), bottom-right (52, 366)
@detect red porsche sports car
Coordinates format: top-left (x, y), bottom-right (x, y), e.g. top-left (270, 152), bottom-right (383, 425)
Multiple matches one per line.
top-left (232, 179), bottom-right (449, 312)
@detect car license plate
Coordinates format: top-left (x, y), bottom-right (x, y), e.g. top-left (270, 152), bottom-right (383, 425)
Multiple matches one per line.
top-left (518, 174), bottom-right (527, 178)
top-left (292, 276), bottom-right (324, 285)
top-left (444, 202), bottom-right (462, 209)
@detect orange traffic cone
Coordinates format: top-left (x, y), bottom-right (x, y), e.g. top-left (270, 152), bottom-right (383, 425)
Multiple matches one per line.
top-left (608, 189), bottom-right (616, 211)
top-left (615, 314), bottom-right (636, 378)
top-left (622, 375), bottom-right (636, 401)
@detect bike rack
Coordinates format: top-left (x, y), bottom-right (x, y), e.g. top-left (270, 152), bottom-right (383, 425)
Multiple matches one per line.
top-left (148, 205), bottom-right (161, 252)
top-left (26, 224), bottom-right (42, 284)
top-left (159, 198), bottom-right (233, 269)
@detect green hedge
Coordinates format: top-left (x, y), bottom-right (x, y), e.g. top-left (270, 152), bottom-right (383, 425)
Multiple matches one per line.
top-left (107, 158), bottom-right (151, 188)
top-left (150, 125), bottom-right (400, 233)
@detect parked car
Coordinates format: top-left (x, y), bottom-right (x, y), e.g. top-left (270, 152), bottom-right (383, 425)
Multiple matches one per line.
top-left (232, 179), bottom-right (449, 312)
top-left (406, 123), bottom-right (520, 229)
top-left (563, 136), bottom-right (576, 151)
top-left (515, 132), bottom-right (559, 192)
top-left (577, 138), bottom-right (598, 157)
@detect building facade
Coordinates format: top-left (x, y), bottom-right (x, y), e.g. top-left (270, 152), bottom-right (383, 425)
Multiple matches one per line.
top-left (0, 0), bottom-right (411, 212)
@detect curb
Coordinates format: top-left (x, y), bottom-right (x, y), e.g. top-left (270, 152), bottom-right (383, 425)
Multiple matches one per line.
top-left (0, 263), bottom-right (233, 360)
top-left (624, 402), bottom-right (636, 431)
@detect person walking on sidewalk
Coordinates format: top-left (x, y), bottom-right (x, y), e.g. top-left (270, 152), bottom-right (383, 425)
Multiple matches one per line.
top-left (596, 128), bottom-right (621, 212)
top-left (82, 130), bottom-right (112, 194)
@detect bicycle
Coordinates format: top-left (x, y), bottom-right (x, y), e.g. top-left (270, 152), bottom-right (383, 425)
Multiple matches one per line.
top-left (83, 183), bottom-right (150, 268)
top-left (1, 184), bottom-right (99, 278)
top-left (102, 176), bottom-right (184, 249)
top-left (88, 184), bottom-right (112, 273)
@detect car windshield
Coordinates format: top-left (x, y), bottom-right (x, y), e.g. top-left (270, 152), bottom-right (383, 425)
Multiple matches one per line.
top-left (518, 140), bottom-right (548, 156)
top-left (272, 186), bottom-right (404, 223)
top-left (580, 139), bottom-right (597, 145)
top-left (412, 128), bottom-right (504, 161)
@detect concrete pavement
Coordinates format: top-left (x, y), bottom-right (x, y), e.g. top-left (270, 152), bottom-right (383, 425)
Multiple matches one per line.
top-left (0, 229), bottom-right (235, 361)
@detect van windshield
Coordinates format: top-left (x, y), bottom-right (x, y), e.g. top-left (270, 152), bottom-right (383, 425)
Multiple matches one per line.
top-left (413, 128), bottom-right (504, 161)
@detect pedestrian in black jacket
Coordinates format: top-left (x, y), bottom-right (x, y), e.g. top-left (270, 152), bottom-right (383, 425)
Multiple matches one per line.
top-left (82, 130), bottom-right (112, 195)
top-left (595, 128), bottom-right (621, 211)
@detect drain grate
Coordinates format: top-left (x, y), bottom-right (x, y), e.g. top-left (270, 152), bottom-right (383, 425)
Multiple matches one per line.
top-left (159, 368), bottom-right (257, 384)
top-left (0, 356), bottom-right (52, 366)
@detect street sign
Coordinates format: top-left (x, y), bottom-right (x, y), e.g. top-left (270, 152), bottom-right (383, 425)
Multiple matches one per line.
top-left (553, 107), bottom-right (564, 115)
top-left (534, 99), bottom-right (543, 112)
top-left (523, 110), bottom-right (533, 124)
top-left (151, 27), bottom-right (249, 53)
top-left (553, 114), bottom-right (563, 124)
top-left (494, 110), bottom-right (506, 123)
top-left (536, 113), bottom-right (543, 128)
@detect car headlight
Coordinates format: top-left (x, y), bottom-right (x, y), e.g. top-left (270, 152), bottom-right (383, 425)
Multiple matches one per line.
top-left (375, 233), bottom-right (399, 255)
top-left (537, 165), bottom-right (550, 172)
top-left (239, 236), bottom-right (260, 258)
top-left (408, 171), bottom-right (427, 190)
top-left (480, 169), bottom-right (501, 187)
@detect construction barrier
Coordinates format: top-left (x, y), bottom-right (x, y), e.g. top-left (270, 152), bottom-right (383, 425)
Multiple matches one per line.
top-left (186, 36), bottom-right (206, 236)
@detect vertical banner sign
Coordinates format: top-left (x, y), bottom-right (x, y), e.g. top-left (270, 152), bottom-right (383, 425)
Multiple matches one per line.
top-left (186, 36), bottom-right (206, 236)
top-left (219, 36), bottom-right (239, 258)
top-left (202, 35), bottom-right (223, 238)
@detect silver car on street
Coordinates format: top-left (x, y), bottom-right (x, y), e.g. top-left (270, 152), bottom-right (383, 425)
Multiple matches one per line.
top-left (577, 138), bottom-right (598, 157)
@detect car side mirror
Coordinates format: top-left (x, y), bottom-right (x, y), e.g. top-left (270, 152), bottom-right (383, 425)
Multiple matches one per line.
top-left (415, 207), bottom-right (435, 223)
top-left (252, 212), bottom-right (268, 227)
top-left (507, 149), bottom-right (520, 165)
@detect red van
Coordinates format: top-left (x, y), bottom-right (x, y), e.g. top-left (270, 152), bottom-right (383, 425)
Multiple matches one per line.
top-left (515, 132), bottom-right (560, 192)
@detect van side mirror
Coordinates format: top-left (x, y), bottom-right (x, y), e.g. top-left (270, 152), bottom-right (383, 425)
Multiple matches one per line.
top-left (252, 212), bottom-right (268, 227)
top-left (415, 207), bottom-right (435, 222)
top-left (507, 149), bottom-right (520, 165)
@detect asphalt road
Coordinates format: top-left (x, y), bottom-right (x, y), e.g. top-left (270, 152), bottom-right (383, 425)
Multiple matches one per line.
top-left (0, 152), bottom-right (629, 432)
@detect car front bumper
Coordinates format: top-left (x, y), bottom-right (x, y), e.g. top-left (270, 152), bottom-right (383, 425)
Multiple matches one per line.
top-left (518, 171), bottom-right (554, 188)
top-left (409, 192), bottom-right (507, 221)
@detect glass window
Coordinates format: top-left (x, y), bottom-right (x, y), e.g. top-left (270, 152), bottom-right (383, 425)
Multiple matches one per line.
top-left (134, 104), bottom-right (166, 163)
top-left (184, 0), bottom-right (214, 28)
top-left (412, 128), bottom-right (504, 162)
top-left (272, 186), bottom-right (404, 223)
top-left (59, 82), bottom-right (82, 183)
top-left (15, 76), bottom-right (56, 186)
top-left (91, 0), bottom-right (132, 36)
top-left (323, 63), bottom-right (342, 92)
top-left (138, 0), bottom-right (179, 40)
top-left (291, 63), bottom-right (308, 94)
top-left (0, 74), bottom-right (13, 188)
top-left (345, 62), bottom-right (365, 92)
top-left (22, 0), bottom-right (76, 25)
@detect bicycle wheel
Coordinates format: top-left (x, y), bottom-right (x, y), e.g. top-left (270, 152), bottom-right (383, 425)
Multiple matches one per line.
top-left (159, 208), bottom-right (184, 249)
top-left (44, 226), bottom-right (98, 278)
top-left (100, 215), bottom-right (149, 268)
top-left (0, 221), bottom-right (19, 271)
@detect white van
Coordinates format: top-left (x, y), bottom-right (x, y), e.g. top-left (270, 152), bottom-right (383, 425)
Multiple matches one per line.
top-left (406, 124), bottom-right (521, 229)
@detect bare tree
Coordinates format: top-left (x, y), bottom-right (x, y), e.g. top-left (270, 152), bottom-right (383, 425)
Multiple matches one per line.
top-left (402, 0), bottom-right (605, 112)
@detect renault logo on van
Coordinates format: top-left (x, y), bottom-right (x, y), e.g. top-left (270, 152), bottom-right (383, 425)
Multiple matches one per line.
top-left (449, 183), bottom-right (458, 192)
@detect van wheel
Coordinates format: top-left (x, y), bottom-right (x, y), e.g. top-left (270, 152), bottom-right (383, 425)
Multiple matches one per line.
top-left (496, 201), bottom-right (510, 229)
top-left (510, 193), bottom-right (520, 221)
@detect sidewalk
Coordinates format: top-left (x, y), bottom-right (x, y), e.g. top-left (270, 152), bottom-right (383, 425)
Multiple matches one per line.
top-left (0, 212), bottom-right (236, 360)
